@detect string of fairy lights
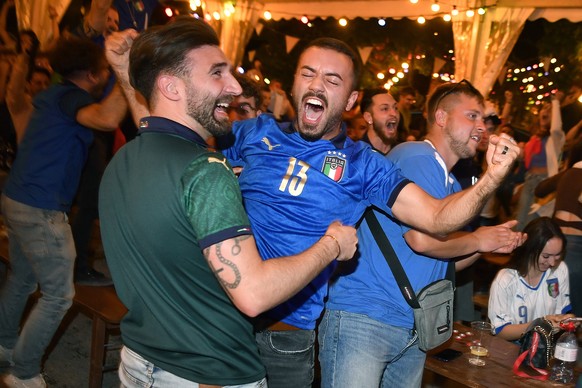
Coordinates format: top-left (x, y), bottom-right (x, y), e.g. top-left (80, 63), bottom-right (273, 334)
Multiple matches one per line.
top-left (505, 58), bottom-right (568, 108)
top-left (179, 0), bottom-right (495, 25)
top-left (168, 1), bottom-right (577, 101)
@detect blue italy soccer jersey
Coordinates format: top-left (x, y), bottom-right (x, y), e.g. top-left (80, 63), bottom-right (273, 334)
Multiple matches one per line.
top-left (223, 114), bottom-right (409, 329)
top-left (326, 140), bottom-right (460, 329)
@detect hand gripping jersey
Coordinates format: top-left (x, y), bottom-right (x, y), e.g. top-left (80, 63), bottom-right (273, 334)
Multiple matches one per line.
top-left (223, 114), bottom-right (410, 329)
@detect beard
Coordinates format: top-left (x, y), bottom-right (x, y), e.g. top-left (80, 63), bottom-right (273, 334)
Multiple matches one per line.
top-left (372, 122), bottom-right (398, 145)
top-left (186, 87), bottom-right (232, 137)
top-left (293, 91), bottom-right (344, 142)
top-left (444, 123), bottom-right (476, 160)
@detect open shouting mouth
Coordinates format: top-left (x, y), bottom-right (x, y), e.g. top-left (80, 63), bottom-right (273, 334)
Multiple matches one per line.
top-left (302, 94), bottom-right (327, 126)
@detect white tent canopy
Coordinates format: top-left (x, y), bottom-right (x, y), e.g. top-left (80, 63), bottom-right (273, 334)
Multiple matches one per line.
top-left (202, 0), bottom-right (581, 96)
top-left (15, 0), bottom-right (581, 96)
top-left (252, 0), bottom-right (582, 22)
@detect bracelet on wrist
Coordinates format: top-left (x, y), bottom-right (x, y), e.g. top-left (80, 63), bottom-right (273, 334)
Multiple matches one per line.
top-left (321, 234), bottom-right (341, 258)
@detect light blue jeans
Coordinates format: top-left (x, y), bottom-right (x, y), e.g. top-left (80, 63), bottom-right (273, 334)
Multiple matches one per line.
top-left (255, 329), bottom-right (315, 388)
top-left (0, 195), bottom-right (75, 378)
top-left (318, 309), bottom-right (425, 388)
top-left (119, 346), bottom-right (268, 387)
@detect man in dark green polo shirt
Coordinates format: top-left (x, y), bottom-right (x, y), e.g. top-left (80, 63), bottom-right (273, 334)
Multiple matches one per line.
top-left (99, 18), bottom-right (357, 387)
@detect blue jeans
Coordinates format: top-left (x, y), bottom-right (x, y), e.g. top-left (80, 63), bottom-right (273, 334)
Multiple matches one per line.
top-left (0, 195), bottom-right (75, 378)
top-left (255, 329), bottom-right (315, 388)
top-left (318, 309), bottom-right (425, 388)
top-left (119, 346), bottom-right (268, 387)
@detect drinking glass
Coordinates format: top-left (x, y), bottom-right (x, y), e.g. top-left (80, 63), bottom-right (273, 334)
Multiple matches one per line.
top-left (468, 321), bottom-right (494, 366)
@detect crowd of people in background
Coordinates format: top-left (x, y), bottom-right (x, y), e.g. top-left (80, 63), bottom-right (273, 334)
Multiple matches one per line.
top-left (0, 1), bottom-right (580, 387)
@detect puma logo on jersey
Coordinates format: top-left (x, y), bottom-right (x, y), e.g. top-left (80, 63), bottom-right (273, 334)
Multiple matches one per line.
top-left (208, 156), bottom-right (229, 170)
top-left (262, 137), bottom-right (281, 151)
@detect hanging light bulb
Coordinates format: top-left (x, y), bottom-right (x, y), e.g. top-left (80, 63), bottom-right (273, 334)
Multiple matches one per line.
top-left (466, 9), bottom-right (475, 17)
top-left (410, 0), bottom-right (419, 4)
top-left (443, 14), bottom-right (451, 21)
top-left (301, 15), bottom-right (309, 24)
top-left (378, 18), bottom-right (386, 26)
top-left (339, 18), bottom-right (348, 27)
top-left (263, 11), bottom-right (272, 20)
top-left (478, 8), bottom-right (486, 15)
top-left (224, 1), bottom-right (235, 16)
top-left (417, 16), bottom-right (426, 24)
top-left (451, 5), bottom-right (459, 16)
top-left (431, 1), bottom-right (440, 12)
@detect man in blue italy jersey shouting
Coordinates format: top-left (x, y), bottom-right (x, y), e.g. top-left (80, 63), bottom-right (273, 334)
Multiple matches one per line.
top-left (107, 30), bottom-right (522, 387)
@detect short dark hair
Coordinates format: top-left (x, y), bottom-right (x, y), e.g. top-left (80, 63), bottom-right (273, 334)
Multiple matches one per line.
top-left (129, 17), bottom-right (219, 103)
top-left (426, 80), bottom-right (484, 125)
top-left (28, 66), bottom-right (51, 83)
top-left (398, 86), bottom-right (416, 98)
top-left (300, 38), bottom-right (361, 91)
top-left (235, 73), bottom-right (262, 109)
top-left (484, 114), bottom-right (502, 127)
top-left (508, 217), bottom-right (566, 277)
top-left (49, 36), bottom-right (106, 79)
top-left (360, 88), bottom-right (390, 113)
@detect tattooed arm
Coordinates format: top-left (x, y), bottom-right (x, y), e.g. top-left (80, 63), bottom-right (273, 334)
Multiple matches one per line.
top-left (203, 221), bottom-right (357, 317)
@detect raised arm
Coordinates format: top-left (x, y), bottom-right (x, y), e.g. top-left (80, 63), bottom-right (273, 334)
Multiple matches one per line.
top-left (104, 29), bottom-right (150, 125)
top-left (76, 82), bottom-right (127, 131)
top-left (82, 0), bottom-right (114, 38)
top-left (0, 0), bottom-right (16, 51)
top-left (500, 90), bottom-right (513, 125)
top-left (565, 119), bottom-right (582, 147)
top-left (0, 56), bottom-right (11, 103)
top-left (392, 134), bottom-right (521, 235)
top-left (6, 53), bottom-right (30, 142)
top-left (43, 5), bottom-right (61, 51)
top-left (204, 221), bottom-right (358, 317)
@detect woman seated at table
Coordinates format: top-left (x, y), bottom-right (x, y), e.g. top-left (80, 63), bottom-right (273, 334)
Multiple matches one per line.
top-left (488, 217), bottom-right (574, 341)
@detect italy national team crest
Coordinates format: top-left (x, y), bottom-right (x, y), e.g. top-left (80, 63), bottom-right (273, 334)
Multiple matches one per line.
top-left (322, 152), bottom-right (346, 182)
top-left (546, 278), bottom-right (559, 299)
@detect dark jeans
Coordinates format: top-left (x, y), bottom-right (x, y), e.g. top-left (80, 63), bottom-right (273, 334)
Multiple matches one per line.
top-left (71, 132), bottom-right (111, 273)
top-left (565, 234), bottom-right (582, 317)
top-left (255, 329), bottom-right (315, 388)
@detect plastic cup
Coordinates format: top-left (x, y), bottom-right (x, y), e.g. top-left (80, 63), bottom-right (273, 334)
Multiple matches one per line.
top-left (468, 321), bottom-right (494, 366)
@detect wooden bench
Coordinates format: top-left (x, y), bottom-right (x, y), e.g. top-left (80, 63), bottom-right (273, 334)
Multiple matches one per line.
top-left (73, 284), bottom-right (127, 388)
top-left (0, 244), bottom-right (127, 388)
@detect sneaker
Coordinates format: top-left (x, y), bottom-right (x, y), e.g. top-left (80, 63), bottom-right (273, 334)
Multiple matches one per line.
top-left (74, 268), bottom-right (113, 287)
top-left (3, 374), bottom-right (46, 388)
top-left (0, 344), bottom-right (13, 368)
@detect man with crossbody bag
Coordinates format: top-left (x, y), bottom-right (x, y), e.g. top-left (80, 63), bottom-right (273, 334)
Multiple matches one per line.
top-left (320, 81), bottom-right (526, 388)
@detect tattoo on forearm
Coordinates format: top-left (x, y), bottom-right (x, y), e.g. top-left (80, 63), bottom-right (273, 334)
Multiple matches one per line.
top-left (210, 239), bottom-right (242, 289)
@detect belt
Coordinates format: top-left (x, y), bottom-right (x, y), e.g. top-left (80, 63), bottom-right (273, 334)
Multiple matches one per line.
top-left (267, 320), bottom-right (300, 331)
top-left (255, 318), bottom-right (301, 331)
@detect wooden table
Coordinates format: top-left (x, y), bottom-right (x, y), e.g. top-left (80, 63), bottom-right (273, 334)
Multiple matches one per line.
top-left (424, 323), bottom-right (578, 387)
